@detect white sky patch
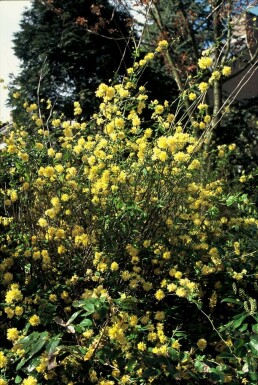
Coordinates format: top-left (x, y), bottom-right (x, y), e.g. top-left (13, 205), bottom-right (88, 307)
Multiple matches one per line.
top-left (0, 0), bottom-right (31, 122)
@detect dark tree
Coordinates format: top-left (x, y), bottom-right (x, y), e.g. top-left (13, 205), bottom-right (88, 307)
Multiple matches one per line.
top-left (8, 0), bottom-right (135, 121)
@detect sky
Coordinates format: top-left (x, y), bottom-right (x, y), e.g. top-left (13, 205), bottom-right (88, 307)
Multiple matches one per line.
top-left (0, 0), bottom-right (31, 122)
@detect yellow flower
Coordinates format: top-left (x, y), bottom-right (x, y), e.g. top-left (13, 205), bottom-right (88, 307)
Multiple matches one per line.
top-left (156, 40), bottom-right (169, 52)
top-left (155, 311), bottom-right (165, 321)
top-left (198, 103), bottom-right (208, 110)
top-left (199, 121), bottom-right (206, 130)
top-left (228, 143), bottom-right (236, 151)
top-left (167, 283), bottom-right (177, 292)
top-left (154, 104), bottom-right (164, 115)
top-left (174, 271), bottom-right (182, 279)
top-left (198, 82), bottom-right (209, 93)
top-left (171, 340), bottom-right (181, 350)
top-left (47, 148), bottom-right (55, 157)
top-left (155, 289), bottom-right (165, 301)
top-left (144, 52), bottom-right (155, 61)
top-left (29, 314), bottom-right (41, 326)
top-left (3, 272), bottom-right (13, 284)
top-left (198, 56), bottom-right (213, 69)
top-left (175, 287), bottom-right (187, 297)
top-left (110, 262), bottom-right (119, 271)
top-left (15, 306), bottom-right (24, 316)
top-left (163, 251), bottom-right (171, 260)
top-left (9, 190), bottom-right (18, 202)
top-left (197, 338), bottom-right (207, 350)
top-left (13, 91), bottom-right (20, 98)
top-left (7, 327), bottom-right (20, 341)
top-left (188, 92), bottom-right (197, 101)
top-left (43, 166), bottom-right (55, 178)
top-left (74, 101), bottom-right (82, 115)
top-left (204, 115), bottom-right (211, 123)
top-left (222, 66), bottom-right (231, 76)
top-left (38, 218), bottom-right (48, 228)
top-left (5, 284), bottom-right (23, 304)
top-left (239, 175), bottom-right (247, 183)
top-left (22, 376), bottom-right (38, 385)
top-left (0, 352), bottom-right (8, 369)
top-left (209, 70), bottom-right (221, 82)
top-left (19, 152), bottom-right (29, 162)
top-left (137, 342), bottom-right (147, 351)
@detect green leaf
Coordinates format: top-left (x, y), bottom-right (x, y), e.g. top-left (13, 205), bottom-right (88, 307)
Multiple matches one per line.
top-left (15, 375), bottom-right (23, 384)
top-left (17, 332), bottom-right (40, 348)
top-left (252, 324), bottom-right (258, 333)
top-left (16, 358), bottom-right (27, 371)
top-left (250, 336), bottom-right (258, 355)
top-left (250, 372), bottom-right (258, 381)
top-left (73, 298), bottom-right (96, 314)
top-left (29, 331), bottom-right (48, 358)
top-left (168, 347), bottom-right (179, 359)
top-left (127, 357), bottom-right (137, 372)
top-left (231, 314), bottom-right (248, 329)
top-left (79, 319), bottom-right (93, 328)
top-left (46, 334), bottom-right (62, 355)
top-left (221, 298), bottom-right (242, 305)
top-left (67, 310), bottom-right (82, 325)
top-left (16, 331), bottom-right (48, 370)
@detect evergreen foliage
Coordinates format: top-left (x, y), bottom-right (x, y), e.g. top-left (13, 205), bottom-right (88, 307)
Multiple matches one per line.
top-left (8, 0), bottom-right (135, 121)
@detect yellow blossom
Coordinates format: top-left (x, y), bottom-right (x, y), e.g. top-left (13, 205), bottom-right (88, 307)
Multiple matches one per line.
top-left (110, 262), bottom-right (119, 271)
top-left (0, 352), bottom-right (7, 369)
top-left (188, 92), bottom-right (197, 101)
top-left (197, 338), bottom-right (207, 350)
top-left (7, 327), bottom-right (20, 341)
top-left (22, 376), bottom-right (38, 385)
top-left (29, 314), bottom-right (41, 326)
top-left (222, 66), bottom-right (231, 76)
top-left (198, 82), bottom-right (209, 93)
top-left (155, 289), bottom-right (165, 301)
top-left (137, 342), bottom-right (147, 351)
top-left (198, 56), bottom-right (213, 69)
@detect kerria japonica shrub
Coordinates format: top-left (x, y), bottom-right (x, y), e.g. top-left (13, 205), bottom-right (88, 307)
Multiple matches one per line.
top-left (0, 41), bottom-right (258, 385)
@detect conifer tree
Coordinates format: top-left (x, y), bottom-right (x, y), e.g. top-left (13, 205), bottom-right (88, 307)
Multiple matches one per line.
top-left (8, 0), bottom-right (135, 121)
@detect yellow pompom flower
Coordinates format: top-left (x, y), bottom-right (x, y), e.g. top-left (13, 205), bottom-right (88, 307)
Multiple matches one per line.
top-left (155, 289), bottom-right (165, 301)
top-left (171, 340), bottom-right (181, 350)
top-left (5, 284), bottom-right (23, 304)
top-left (197, 338), bottom-right (207, 350)
top-left (22, 376), bottom-right (38, 385)
top-left (156, 39), bottom-right (169, 52)
top-left (188, 92), bottom-right (197, 101)
top-left (0, 352), bottom-right (8, 369)
top-left (29, 314), bottom-right (41, 326)
top-left (154, 104), bottom-right (164, 115)
top-left (175, 287), bottom-right (187, 297)
top-left (110, 262), bottom-right (119, 271)
top-left (222, 66), bottom-right (231, 76)
top-left (7, 327), bottom-right (20, 341)
top-left (137, 342), bottom-right (147, 351)
top-left (198, 82), bottom-right (209, 93)
top-left (198, 56), bottom-right (213, 69)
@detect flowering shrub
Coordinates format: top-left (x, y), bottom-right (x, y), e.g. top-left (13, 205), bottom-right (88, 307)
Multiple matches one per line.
top-left (0, 45), bottom-right (258, 385)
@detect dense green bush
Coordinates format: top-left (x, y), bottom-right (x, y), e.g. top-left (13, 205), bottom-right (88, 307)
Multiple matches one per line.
top-left (1, 42), bottom-right (258, 385)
